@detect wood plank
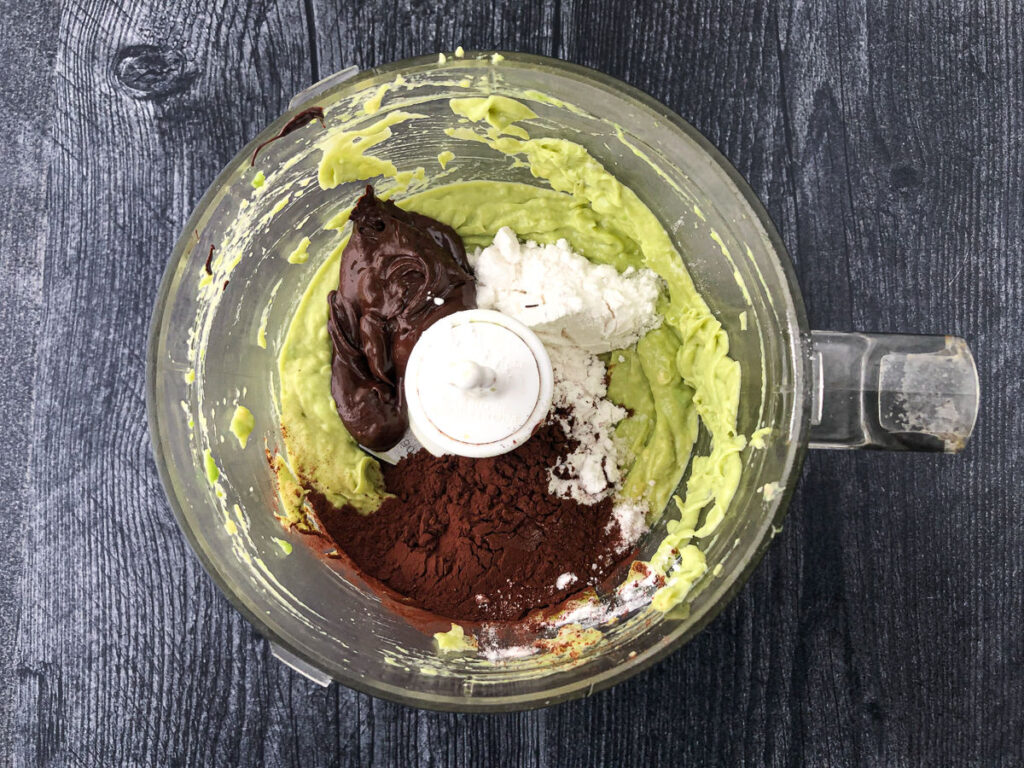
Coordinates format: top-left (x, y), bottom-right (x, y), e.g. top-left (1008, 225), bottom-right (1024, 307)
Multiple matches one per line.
top-left (0, 3), bottom-right (62, 762)
top-left (310, 0), bottom-right (562, 76)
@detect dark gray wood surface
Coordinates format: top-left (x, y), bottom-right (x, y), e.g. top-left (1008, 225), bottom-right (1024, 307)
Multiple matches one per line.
top-left (1, 0), bottom-right (1020, 765)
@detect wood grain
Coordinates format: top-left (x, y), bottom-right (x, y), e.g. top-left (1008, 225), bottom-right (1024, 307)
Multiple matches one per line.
top-left (0, 0), bottom-right (1021, 765)
top-left (0, 3), bottom-right (62, 763)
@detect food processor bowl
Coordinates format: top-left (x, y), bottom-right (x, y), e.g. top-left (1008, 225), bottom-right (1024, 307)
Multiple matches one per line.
top-left (147, 52), bottom-right (978, 711)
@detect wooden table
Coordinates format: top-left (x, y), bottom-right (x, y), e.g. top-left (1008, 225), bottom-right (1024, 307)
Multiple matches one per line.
top-left (1, 1), bottom-right (1020, 765)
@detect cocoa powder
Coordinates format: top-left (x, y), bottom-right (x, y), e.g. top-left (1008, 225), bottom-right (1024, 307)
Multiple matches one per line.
top-left (307, 422), bottom-right (632, 622)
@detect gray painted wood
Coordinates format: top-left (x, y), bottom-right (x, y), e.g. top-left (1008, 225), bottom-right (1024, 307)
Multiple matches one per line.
top-left (0, 0), bottom-right (1020, 765)
top-left (0, 4), bottom-right (62, 762)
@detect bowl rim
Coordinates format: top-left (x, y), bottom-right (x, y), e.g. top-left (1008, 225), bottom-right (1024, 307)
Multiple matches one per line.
top-left (146, 49), bottom-right (811, 712)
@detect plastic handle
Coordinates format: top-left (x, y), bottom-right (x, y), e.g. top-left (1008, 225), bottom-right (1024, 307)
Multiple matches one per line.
top-left (270, 642), bottom-right (332, 686)
top-left (808, 332), bottom-right (979, 453)
top-left (288, 66), bottom-right (360, 111)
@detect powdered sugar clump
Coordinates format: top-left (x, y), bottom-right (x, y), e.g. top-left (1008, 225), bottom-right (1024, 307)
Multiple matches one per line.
top-left (471, 227), bottom-right (662, 352)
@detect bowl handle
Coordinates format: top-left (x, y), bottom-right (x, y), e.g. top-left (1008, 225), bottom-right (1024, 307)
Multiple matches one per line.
top-left (807, 332), bottom-right (979, 453)
top-left (270, 642), bottom-right (331, 686)
top-left (288, 66), bottom-right (360, 112)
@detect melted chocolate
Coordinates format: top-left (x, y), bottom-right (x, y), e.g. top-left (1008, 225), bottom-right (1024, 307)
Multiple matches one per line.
top-left (250, 107), bottom-right (326, 165)
top-left (327, 186), bottom-right (476, 451)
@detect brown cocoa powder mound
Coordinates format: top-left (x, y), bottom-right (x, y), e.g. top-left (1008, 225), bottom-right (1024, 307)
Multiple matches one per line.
top-left (307, 422), bottom-right (631, 622)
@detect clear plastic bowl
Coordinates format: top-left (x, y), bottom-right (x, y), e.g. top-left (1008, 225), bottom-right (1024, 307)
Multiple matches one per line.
top-left (147, 52), bottom-right (811, 711)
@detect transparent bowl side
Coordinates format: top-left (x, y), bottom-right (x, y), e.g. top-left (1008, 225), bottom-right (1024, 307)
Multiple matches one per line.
top-left (147, 53), bottom-right (809, 711)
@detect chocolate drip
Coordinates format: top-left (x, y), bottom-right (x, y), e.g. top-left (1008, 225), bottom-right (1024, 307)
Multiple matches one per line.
top-left (250, 107), bottom-right (325, 165)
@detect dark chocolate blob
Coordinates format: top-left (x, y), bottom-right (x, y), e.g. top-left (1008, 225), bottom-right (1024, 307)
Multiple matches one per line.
top-left (327, 186), bottom-right (476, 451)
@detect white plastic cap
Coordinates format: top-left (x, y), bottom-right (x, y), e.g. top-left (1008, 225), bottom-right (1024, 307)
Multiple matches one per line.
top-left (404, 309), bottom-right (553, 458)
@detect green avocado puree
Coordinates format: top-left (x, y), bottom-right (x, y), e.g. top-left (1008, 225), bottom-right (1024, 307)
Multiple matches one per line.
top-left (229, 405), bottom-right (255, 449)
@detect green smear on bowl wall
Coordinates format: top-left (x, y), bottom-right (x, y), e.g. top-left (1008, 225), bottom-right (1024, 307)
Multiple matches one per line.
top-left (273, 537), bottom-right (293, 555)
top-left (203, 449), bottom-right (219, 485)
top-left (287, 237), bottom-right (311, 264)
top-left (229, 405), bottom-right (254, 449)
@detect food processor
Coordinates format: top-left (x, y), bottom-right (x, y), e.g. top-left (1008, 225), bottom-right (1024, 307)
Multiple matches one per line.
top-left (146, 52), bottom-right (978, 711)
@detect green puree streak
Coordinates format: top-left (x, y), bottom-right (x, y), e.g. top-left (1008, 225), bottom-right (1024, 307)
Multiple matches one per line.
top-left (230, 405), bottom-right (255, 449)
top-left (277, 95), bottom-right (744, 610)
top-left (203, 448), bottom-right (220, 485)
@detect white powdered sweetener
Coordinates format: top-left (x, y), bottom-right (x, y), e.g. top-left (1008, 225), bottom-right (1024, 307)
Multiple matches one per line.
top-left (473, 228), bottom-right (658, 546)
top-left (547, 346), bottom-right (626, 502)
top-left (471, 227), bottom-right (662, 353)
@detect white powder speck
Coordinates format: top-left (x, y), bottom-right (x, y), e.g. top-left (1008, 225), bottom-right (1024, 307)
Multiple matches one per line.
top-left (481, 643), bottom-right (539, 662)
top-left (545, 566), bottom-right (661, 630)
top-left (433, 296), bottom-right (444, 305)
top-left (608, 498), bottom-right (649, 550)
top-left (555, 572), bottom-right (578, 590)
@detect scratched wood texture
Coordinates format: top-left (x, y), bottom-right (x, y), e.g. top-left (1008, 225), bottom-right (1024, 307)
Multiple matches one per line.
top-left (0, 0), bottom-right (1021, 765)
